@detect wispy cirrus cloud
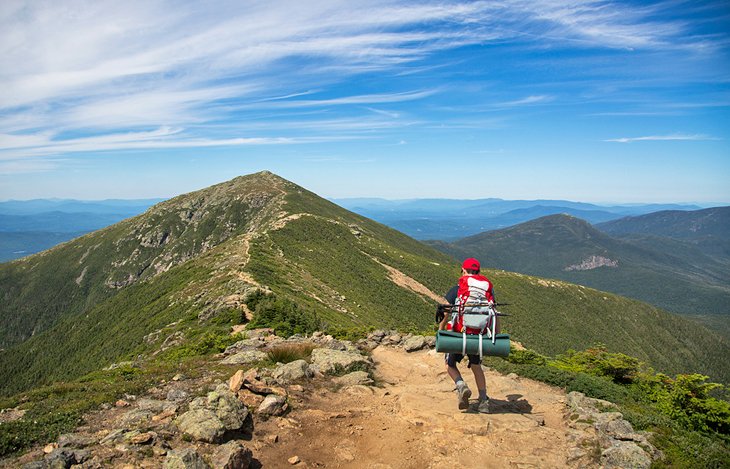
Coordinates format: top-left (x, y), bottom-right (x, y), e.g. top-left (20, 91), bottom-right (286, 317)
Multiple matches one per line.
top-left (0, 0), bottom-right (725, 169)
top-left (604, 134), bottom-right (720, 143)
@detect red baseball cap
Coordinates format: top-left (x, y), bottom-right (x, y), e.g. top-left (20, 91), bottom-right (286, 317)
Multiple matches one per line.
top-left (462, 258), bottom-right (480, 271)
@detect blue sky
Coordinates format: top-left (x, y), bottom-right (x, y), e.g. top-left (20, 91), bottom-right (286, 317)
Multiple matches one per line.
top-left (0, 0), bottom-right (728, 204)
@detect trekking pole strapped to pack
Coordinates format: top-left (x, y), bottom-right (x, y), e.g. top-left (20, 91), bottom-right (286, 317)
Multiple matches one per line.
top-left (434, 302), bottom-right (511, 358)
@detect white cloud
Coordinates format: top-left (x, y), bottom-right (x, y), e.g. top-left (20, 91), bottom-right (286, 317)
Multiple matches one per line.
top-left (0, 0), bottom-right (722, 167)
top-left (604, 134), bottom-right (720, 143)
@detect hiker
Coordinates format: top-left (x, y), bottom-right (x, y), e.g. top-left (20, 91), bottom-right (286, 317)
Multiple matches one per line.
top-left (438, 257), bottom-right (496, 413)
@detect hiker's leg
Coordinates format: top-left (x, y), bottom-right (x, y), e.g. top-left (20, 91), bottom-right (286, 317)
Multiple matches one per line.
top-left (472, 364), bottom-right (486, 393)
top-left (468, 355), bottom-right (487, 398)
top-left (445, 354), bottom-right (463, 383)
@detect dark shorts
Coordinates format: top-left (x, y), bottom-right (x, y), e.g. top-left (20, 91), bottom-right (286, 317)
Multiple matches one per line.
top-left (445, 352), bottom-right (481, 368)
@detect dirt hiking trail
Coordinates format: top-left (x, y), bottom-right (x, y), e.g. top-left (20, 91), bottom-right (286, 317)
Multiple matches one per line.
top-left (254, 346), bottom-right (574, 468)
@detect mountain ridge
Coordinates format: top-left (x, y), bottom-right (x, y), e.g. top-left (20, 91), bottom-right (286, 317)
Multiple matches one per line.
top-left (1, 172), bottom-right (728, 398)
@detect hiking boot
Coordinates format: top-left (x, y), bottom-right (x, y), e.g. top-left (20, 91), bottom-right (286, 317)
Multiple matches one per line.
top-left (456, 383), bottom-right (472, 410)
top-left (477, 398), bottom-right (491, 414)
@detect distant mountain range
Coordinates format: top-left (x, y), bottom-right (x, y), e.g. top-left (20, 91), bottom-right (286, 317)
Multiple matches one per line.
top-left (1, 172), bottom-right (727, 398)
top-left (332, 197), bottom-right (706, 240)
top-left (429, 208), bottom-right (730, 336)
top-left (0, 198), bottom-right (163, 262)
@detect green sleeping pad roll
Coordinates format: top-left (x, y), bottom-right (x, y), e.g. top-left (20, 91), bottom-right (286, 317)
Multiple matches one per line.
top-left (435, 330), bottom-right (511, 357)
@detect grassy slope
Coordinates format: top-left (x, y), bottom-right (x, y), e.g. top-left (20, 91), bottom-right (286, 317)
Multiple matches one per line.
top-left (1, 175), bottom-right (728, 398)
top-left (0, 174), bottom-right (283, 348)
top-left (429, 215), bottom-right (730, 321)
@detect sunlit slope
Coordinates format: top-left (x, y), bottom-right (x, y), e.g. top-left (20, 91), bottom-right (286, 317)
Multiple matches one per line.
top-left (0, 172), bottom-right (727, 398)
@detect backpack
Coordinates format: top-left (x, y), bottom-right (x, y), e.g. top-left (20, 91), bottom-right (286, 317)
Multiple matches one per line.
top-left (455, 274), bottom-right (495, 335)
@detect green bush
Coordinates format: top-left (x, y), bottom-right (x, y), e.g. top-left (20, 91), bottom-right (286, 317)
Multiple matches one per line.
top-left (163, 331), bottom-right (242, 362)
top-left (507, 348), bottom-right (548, 365)
top-left (553, 345), bottom-right (643, 384)
top-left (246, 293), bottom-right (321, 338)
top-left (638, 373), bottom-right (730, 434)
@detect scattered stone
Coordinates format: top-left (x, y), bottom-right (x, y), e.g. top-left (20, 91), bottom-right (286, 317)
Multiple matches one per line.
top-left (137, 398), bottom-right (175, 413)
top-left (221, 350), bottom-right (268, 365)
top-left (424, 336), bottom-right (436, 348)
top-left (57, 432), bottom-right (96, 448)
top-left (167, 388), bottom-right (189, 403)
top-left (245, 328), bottom-right (275, 339)
top-left (45, 448), bottom-right (78, 468)
top-left (272, 360), bottom-right (312, 384)
top-left (601, 441), bottom-right (652, 469)
top-left (115, 399), bottom-right (130, 407)
top-left (243, 368), bottom-right (259, 383)
top-left (172, 373), bottom-right (185, 381)
top-left (289, 385), bottom-right (305, 392)
top-left (266, 434), bottom-right (279, 444)
top-left (288, 455), bottom-right (300, 465)
top-left (177, 385), bottom-right (250, 442)
top-left (129, 431), bottom-right (155, 445)
top-left (100, 429), bottom-right (126, 446)
top-left (117, 409), bottom-right (153, 427)
top-left (403, 335), bottom-right (426, 352)
top-left (175, 409), bottom-right (226, 443)
top-left (164, 448), bottom-right (211, 469)
top-left (224, 338), bottom-right (266, 355)
top-left (309, 348), bottom-right (371, 375)
top-left (229, 369), bottom-right (246, 392)
top-left (245, 381), bottom-right (287, 397)
top-left (43, 443), bottom-right (58, 454)
top-left (257, 394), bottom-right (288, 418)
top-left (0, 407), bottom-right (26, 423)
top-left (333, 371), bottom-right (373, 387)
top-left (256, 394), bottom-right (289, 417)
top-left (210, 441), bottom-right (253, 469)
top-left (237, 389), bottom-right (266, 408)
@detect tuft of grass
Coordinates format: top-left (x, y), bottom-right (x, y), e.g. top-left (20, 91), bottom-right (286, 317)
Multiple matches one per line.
top-left (267, 343), bottom-right (317, 364)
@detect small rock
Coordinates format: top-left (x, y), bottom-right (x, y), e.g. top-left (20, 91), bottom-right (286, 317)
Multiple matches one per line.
top-left (130, 431), bottom-right (155, 445)
top-left (229, 369), bottom-right (246, 392)
top-left (288, 455), bottom-right (300, 465)
top-left (272, 360), bottom-right (312, 384)
top-left (289, 385), bottom-right (305, 392)
top-left (166, 388), bottom-right (189, 403)
top-left (266, 434), bottom-right (279, 444)
top-left (172, 374), bottom-right (185, 381)
top-left (115, 399), bottom-right (130, 407)
top-left (43, 443), bottom-right (57, 454)
top-left (57, 433), bottom-right (96, 448)
top-left (163, 448), bottom-right (211, 469)
top-left (403, 336), bottom-right (426, 352)
top-left (210, 441), bottom-right (253, 469)
top-left (257, 395), bottom-right (288, 418)
top-left (237, 389), bottom-right (265, 408)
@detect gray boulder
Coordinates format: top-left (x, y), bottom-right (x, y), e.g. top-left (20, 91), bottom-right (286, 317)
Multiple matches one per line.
top-left (164, 448), bottom-right (211, 469)
top-left (210, 441), bottom-right (253, 469)
top-left (310, 348), bottom-right (371, 375)
top-left (601, 441), bottom-right (652, 469)
top-left (272, 360), bottom-right (312, 384)
top-left (403, 335), bottom-right (426, 352)
top-left (175, 409), bottom-right (226, 443)
top-left (178, 385), bottom-right (249, 442)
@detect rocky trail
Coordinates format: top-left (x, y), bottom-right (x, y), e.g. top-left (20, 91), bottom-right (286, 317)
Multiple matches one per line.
top-left (3, 331), bottom-right (658, 468)
top-left (255, 346), bottom-right (573, 468)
